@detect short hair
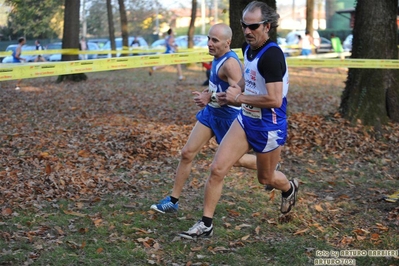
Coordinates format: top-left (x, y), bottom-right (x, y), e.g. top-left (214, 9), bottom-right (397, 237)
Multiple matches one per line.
top-left (167, 29), bottom-right (172, 35)
top-left (18, 37), bottom-right (25, 43)
top-left (242, 1), bottom-right (279, 30)
top-left (36, 40), bottom-right (41, 44)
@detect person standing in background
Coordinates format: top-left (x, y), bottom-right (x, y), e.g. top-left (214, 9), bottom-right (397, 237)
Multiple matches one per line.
top-left (13, 37), bottom-right (26, 90)
top-left (34, 40), bottom-right (46, 62)
top-left (299, 30), bottom-right (313, 56)
top-left (80, 37), bottom-right (87, 60)
top-left (330, 33), bottom-right (344, 59)
top-left (149, 28), bottom-right (184, 81)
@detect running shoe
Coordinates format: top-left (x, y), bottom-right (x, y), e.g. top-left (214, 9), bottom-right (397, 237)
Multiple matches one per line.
top-left (148, 67), bottom-right (154, 76)
top-left (179, 220), bottom-right (213, 240)
top-left (150, 196), bottom-right (178, 214)
top-left (280, 178), bottom-right (299, 214)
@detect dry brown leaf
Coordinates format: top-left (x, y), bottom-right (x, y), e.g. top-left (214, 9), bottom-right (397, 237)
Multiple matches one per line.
top-left (293, 228), bottom-right (309, 235)
top-left (212, 246), bottom-right (229, 252)
top-left (96, 247), bottom-right (104, 253)
top-left (78, 150), bottom-right (90, 158)
top-left (356, 235), bottom-right (367, 241)
top-left (269, 190), bottom-right (276, 201)
top-left (79, 228), bottom-right (89, 234)
top-left (314, 204), bottom-right (324, 212)
top-left (190, 246), bottom-right (202, 252)
top-left (241, 234), bottom-right (250, 241)
top-left (93, 219), bottom-right (103, 227)
top-left (375, 223), bottom-right (389, 231)
top-left (63, 209), bottom-right (86, 217)
top-left (370, 233), bottom-right (380, 241)
top-left (306, 168), bottom-right (316, 174)
top-left (227, 209), bottom-right (240, 217)
top-left (255, 226), bottom-right (261, 235)
top-left (1, 208), bottom-right (12, 216)
top-left (45, 164), bottom-right (52, 175)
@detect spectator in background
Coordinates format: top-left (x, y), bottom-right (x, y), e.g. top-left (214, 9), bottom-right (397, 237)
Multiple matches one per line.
top-left (149, 28), bottom-right (184, 81)
top-left (330, 33), bottom-right (344, 59)
top-left (34, 40), bottom-right (46, 62)
top-left (299, 30), bottom-right (313, 56)
top-left (130, 36), bottom-right (140, 56)
top-left (13, 37), bottom-right (26, 90)
top-left (201, 61), bottom-right (212, 86)
top-left (79, 37), bottom-right (87, 60)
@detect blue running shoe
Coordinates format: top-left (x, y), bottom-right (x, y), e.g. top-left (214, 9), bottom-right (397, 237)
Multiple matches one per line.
top-left (150, 196), bottom-right (178, 214)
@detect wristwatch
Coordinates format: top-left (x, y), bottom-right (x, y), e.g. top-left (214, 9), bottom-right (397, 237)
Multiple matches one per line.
top-left (211, 92), bottom-right (217, 102)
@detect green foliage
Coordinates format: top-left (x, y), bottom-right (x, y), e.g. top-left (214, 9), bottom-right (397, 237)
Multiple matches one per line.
top-left (5, 0), bottom-right (63, 39)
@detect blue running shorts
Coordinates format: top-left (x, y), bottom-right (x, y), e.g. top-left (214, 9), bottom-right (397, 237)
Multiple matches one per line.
top-left (238, 121), bottom-right (287, 153)
top-left (196, 107), bottom-right (239, 144)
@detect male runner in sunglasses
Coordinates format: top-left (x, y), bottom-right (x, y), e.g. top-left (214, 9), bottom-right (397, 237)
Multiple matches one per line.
top-left (179, 1), bottom-right (298, 240)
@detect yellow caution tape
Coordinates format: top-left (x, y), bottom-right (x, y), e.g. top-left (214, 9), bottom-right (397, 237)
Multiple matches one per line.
top-left (0, 47), bottom-right (206, 57)
top-left (1, 49), bottom-right (399, 81)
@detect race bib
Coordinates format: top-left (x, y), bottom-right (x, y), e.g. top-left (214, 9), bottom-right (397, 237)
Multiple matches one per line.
top-left (242, 104), bottom-right (262, 119)
top-left (208, 81), bottom-right (221, 108)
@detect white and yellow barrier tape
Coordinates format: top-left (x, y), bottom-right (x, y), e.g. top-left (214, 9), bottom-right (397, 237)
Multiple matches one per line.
top-left (1, 49), bottom-right (398, 81)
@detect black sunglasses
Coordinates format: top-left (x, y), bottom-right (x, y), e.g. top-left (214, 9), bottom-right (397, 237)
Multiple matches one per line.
top-left (240, 20), bottom-right (268, 30)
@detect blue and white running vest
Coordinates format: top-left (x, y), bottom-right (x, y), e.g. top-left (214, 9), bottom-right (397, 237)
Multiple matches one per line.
top-left (240, 42), bottom-right (289, 131)
top-left (206, 50), bottom-right (242, 117)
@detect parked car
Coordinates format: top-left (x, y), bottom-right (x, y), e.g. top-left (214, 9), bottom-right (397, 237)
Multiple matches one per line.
top-left (175, 35), bottom-right (208, 48)
top-left (192, 38), bottom-right (209, 49)
top-left (0, 44), bottom-right (17, 62)
top-left (88, 38), bottom-right (108, 49)
top-left (151, 35), bottom-right (208, 50)
top-left (98, 37), bottom-right (149, 58)
top-left (343, 34), bottom-right (353, 52)
top-left (284, 30), bottom-right (321, 56)
top-left (2, 45), bottom-right (37, 63)
top-left (48, 41), bottom-right (100, 61)
top-left (150, 38), bottom-right (187, 50)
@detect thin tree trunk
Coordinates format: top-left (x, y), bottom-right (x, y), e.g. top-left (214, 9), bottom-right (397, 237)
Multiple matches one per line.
top-left (118, 0), bottom-right (129, 57)
top-left (187, 0), bottom-right (197, 48)
top-left (57, 0), bottom-right (87, 83)
top-left (305, 0), bottom-right (314, 35)
top-left (107, 0), bottom-right (116, 56)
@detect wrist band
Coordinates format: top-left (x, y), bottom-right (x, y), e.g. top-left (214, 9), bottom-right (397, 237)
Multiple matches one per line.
top-left (235, 93), bottom-right (242, 103)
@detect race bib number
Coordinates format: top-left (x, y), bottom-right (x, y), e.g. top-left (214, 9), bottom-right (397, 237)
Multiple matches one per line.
top-left (242, 104), bottom-right (262, 119)
top-left (208, 81), bottom-right (221, 108)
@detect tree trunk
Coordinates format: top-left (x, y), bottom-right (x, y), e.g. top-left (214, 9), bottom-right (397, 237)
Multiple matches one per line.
top-left (118, 0), bottom-right (129, 57)
top-left (305, 0), bottom-right (314, 34)
top-left (57, 0), bottom-right (87, 83)
top-left (340, 0), bottom-right (399, 126)
top-left (107, 0), bottom-right (116, 56)
top-left (187, 0), bottom-right (197, 48)
top-left (230, 0), bottom-right (277, 49)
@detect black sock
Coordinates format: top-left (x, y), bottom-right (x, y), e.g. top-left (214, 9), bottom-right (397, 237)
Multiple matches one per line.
top-left (282, 183), bottom-right (293, 198)
top-left (170, 196), bottom-right (178, 204)
top-left (201, 216), bottom-right (213, 227)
